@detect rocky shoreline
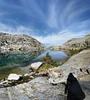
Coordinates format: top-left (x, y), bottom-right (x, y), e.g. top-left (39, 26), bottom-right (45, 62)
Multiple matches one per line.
top-left (0, 49), bottom-right (89, 100)
top-left (0, 34), bottom-right (90, 100)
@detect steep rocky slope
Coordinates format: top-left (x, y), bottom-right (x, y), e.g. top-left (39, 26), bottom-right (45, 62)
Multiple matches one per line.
top-left (63, 34), bottom-right (90, 50)
top-left (50, 34), bottom-right (90, 53)
top-left (0, 32), bottom-right (43, 53)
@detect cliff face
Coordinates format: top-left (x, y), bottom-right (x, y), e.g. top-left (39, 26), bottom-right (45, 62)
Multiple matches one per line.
top-left (0, 32), bottom-right (43, 53)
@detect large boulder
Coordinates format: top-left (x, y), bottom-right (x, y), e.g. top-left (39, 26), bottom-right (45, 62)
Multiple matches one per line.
top-left (0, 77), bottom-right (65, 100)
top-left (0, 76), bottom-right (90, 100)
top-left (61, 49), bottom-right (90, 69)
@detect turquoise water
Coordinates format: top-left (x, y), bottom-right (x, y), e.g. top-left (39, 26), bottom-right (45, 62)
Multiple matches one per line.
top-left (0, 52), bottom-right (37, 69)
top-left (0, 51), bottom-right (39, 79)
top-left (0, 50), bottom-right (68, 69)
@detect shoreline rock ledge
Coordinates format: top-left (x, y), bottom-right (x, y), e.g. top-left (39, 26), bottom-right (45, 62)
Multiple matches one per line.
top-left (48, 49), bottom-right (90, 84)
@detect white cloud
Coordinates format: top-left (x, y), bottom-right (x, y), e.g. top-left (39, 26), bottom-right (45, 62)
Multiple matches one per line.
top-left (33, 30), bottom-right (87, 46)
top-left (0, 23), bottom-right (89, 46)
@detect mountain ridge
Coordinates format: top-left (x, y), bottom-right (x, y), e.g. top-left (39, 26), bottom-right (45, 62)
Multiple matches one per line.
top-left (0, 32), bottom-right (43, 53)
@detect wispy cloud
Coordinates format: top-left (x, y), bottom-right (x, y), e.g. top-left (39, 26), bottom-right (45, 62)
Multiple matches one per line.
top-left (59, 0), bottom-right (76, 28)
top-left (20, 0), bottom-right (47, 22)
top-left (47, 1), bottom-right (58, 29)
top-left (0, 23), bottom-right (35, 35)
top-left (33, 30), bottom-right (88, 45)
top-left (0, 0), bottom-right (90, 45)
top-left (0, 23), bottom-right (89, 45)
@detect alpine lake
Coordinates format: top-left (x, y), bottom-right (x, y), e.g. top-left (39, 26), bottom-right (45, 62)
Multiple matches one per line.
top-left (0, 50), bottom-right (68, 80)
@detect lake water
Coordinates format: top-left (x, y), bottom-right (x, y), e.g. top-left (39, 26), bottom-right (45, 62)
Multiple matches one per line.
top-left (0, 50), bottom-right (68, 80)
top-left (0, 50), bottom-right (68, 69)
top-left (0, 51), bottom-right (39, 79)
top-left (0, 52), bottom-right (36, 69)
top-left (34, 50), bottom-right (68, 61)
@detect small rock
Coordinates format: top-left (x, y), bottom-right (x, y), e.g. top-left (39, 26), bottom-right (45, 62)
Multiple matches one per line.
top-left (8, 74), bottom-right (22, 81)
top-left (24, 74), bottom-right (29, 77)
top-left (30, 62), bottom-right (43, 71)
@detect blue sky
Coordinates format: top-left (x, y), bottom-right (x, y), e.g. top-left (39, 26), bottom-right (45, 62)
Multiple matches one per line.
top-left (0, 0), bottom-right (90, 45)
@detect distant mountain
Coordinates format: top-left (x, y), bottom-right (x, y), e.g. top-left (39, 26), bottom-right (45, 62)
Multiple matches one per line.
top-left (0, 32), bottom-right (43, 53)
top-left (50, 34), bottom-right (90, 52)
top-left (63, 34), bottom-right (90, 49)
